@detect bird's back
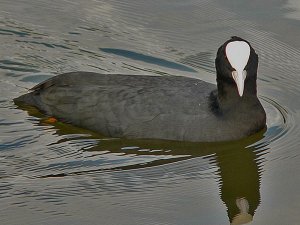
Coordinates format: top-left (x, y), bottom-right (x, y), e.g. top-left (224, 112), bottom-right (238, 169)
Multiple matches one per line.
top-left (15, 72), bottom-right (216, 141)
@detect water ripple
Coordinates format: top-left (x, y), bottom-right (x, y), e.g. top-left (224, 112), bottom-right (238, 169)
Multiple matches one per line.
top-left (1, 0), bottom-right (300, 224)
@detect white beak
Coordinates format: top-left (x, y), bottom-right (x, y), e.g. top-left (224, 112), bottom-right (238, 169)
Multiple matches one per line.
top-left (232, 70), bottom-right (247, 97)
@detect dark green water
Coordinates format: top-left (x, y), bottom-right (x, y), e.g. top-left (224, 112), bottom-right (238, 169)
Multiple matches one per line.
top-left (0, 0), bottom-right (300, 224)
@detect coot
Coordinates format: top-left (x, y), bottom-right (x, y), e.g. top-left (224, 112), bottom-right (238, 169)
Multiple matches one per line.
top-left (14, 36), bottom-right (266, 142)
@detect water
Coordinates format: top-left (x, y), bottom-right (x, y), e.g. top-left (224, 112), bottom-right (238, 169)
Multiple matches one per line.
top-left (1, 0), bottom-right (300, 224)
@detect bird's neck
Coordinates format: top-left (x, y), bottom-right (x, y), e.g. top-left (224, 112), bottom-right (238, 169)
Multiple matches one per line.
top-left (217, 77), bottom-right (257, 101)
top-left (209, 78), bottom-right (266, 136)
top-left (213, 76), bottom-right (260, 116)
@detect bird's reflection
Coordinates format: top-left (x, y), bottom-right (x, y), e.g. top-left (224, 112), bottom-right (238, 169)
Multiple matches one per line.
top-left (16, 103), bottom-right (266, 224)
top-left (94, 131), bottom-right (264, 225)
top-left (217, 141), bottom-right (261, 225)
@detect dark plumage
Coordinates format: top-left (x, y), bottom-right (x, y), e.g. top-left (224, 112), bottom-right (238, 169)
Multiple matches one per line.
top-left (14, 37), bottom-right (266, 142)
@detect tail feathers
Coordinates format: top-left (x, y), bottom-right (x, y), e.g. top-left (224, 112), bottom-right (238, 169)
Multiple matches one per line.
top-left (14, 92), bottom-right (41, 107)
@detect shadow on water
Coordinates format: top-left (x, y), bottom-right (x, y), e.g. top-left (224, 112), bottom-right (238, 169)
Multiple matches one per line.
top-left (100, 48), bottom-right (197, 73)
top-left (15, 102), bottom-right (269, 225)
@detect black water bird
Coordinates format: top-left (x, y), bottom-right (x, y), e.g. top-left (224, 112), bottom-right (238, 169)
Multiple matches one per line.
top-left (14, 36), bottom-right (266, 142)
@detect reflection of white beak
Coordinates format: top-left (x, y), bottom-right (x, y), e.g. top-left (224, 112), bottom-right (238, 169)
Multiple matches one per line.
top-left (231, 197), bottom-right (253, 225)
top-left (232, 70), bottom-right (247, 97)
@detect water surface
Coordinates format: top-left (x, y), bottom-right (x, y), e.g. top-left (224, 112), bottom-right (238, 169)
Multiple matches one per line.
top-left (1, 0), bottom-right (300, 224)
